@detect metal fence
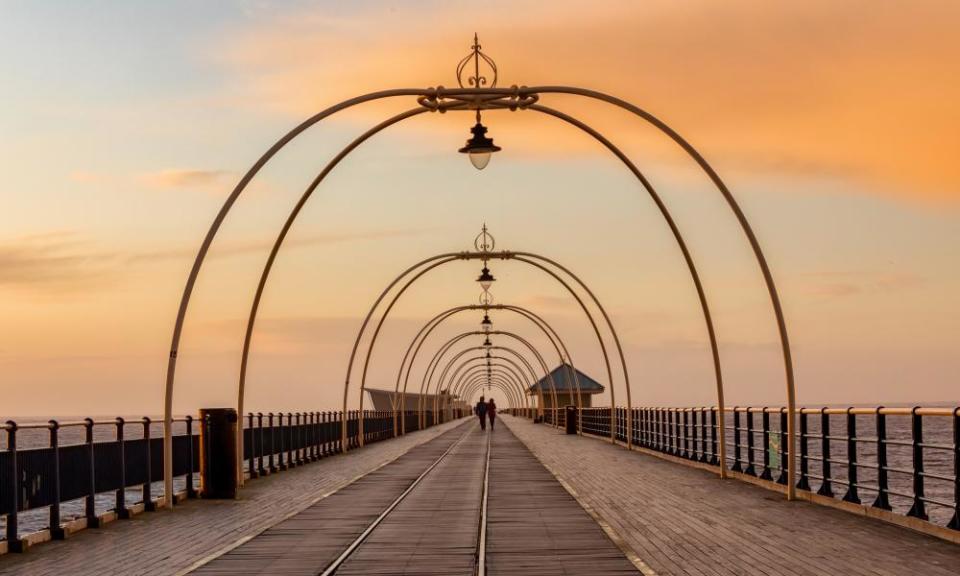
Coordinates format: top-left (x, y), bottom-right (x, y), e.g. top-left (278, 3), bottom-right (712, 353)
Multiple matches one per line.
top-left (2, 408), bottom-right (462, 545)
top-left (562, 405), bottom-right (960, 531)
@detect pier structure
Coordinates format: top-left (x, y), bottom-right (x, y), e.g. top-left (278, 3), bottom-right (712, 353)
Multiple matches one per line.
top-left (2, 37), bottom-right (959, 575)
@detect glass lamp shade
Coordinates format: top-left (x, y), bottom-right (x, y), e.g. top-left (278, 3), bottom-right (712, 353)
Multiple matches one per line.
top-left (477, 266), bottom-right (495, 290)
top-left (459, 121), bottom-right (501, 171)
top-left (469, 151), bottom-right (491, 170)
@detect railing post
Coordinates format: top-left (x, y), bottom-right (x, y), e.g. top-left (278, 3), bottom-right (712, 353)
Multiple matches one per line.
top-left (248, 413), bottom-right (257, 479)
top-left (872, 407), bottom-right (891, 510)
top-left (48, 420), bottom-right (64, 539)
top-left (710, 408), bottom-right (719, 466)
top-left (817, 408), bottom-right (834, 497)
top-left (5, 421), bottom-right (20, 551)
top-left (142, 417), bottom-right (155, 510)
top-left (256, 413), bottom-right (265, 476)
top-left (907, 407), bottom-right (927, 520)
top-left (682, 410), bottom-right (690, 459)
top-left (186, 415), bottom-right (197, 498)
top-left (760, 409), bottom-right (773, 480)
top-left (732, 408), bottom-right (742, 472)
top-left (948, 407), bottom-right (959, 530)
top-left (84, 417), bottom-right (99, 527)
top-left (777, 409), bottom-right (788, 485)
top-left (797, 410), bottom-right (810, 491)
top-left (698, 408), bottom-right (707, 462)
top-left (745, 408), bottom-right (756, 476)
top-left (267, 413), bottom-right (276, 473)
top-left (115, 417), bottom-right (129, 519)
top-left (842, 408), bottom-right (860, 504)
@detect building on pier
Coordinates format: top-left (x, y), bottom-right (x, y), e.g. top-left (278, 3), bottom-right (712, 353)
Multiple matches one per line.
top-left (527, 364), bottom-right (605, 408)
top-left (366, 388), bottom-right (468, 413)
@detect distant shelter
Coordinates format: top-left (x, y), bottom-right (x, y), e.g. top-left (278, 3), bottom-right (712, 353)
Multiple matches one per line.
top-left (527, 364), bottom-right (605, 408)
top-left (366, 388), bottom-right (467, 413)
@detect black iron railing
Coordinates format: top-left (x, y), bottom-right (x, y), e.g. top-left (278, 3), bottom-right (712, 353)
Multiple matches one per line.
top-left (2, 408), bottom-right (462, 545)
top-left (562, 405), bottom-right (959, 531)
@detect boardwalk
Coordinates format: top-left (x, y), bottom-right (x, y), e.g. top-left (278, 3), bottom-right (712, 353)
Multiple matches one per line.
top-left (2, 415), bottom-right (960, 575)
top-left (0, 420), bottom-right (467, 576)
top-left (192, 422), bottom-right (638, 575)
top-left (504, 416), bottom-right (960, 576)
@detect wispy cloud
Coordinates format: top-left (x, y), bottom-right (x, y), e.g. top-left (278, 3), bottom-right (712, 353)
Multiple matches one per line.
top-left (141, 169), bottom-right (234, 193)
top-left (0, 232), bottom-right (119, 291)
top-left (211, 0), bottom-right (960, 202)
top-left (803, 271), bottom-right (924, 298)
top-left (126, 227), bottom-right (438, 264)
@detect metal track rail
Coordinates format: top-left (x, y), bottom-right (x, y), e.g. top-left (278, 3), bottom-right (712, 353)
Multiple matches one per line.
top-left (319, 423), bottom-right (478, 576)
top-left (475, 429), bottom-right (492, 575)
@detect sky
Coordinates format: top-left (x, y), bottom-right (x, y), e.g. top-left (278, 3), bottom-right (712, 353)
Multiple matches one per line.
top-left (1, 1), bottom-right (958, 418)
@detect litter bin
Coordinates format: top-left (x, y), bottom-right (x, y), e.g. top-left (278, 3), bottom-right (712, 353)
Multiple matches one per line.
top-left (565, 405), bottom-right (578, 435)
top-left (199, 408), bottom-right (238, 499)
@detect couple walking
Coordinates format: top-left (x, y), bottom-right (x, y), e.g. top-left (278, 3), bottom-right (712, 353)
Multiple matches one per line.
top-left (474, 396), bottom-right (498, 431)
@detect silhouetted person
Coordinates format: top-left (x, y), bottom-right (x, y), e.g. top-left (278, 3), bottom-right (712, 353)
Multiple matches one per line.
top-left (475, 396), bottom-right (487, 430)
top-left (487, 398), bottom-right (497, 431)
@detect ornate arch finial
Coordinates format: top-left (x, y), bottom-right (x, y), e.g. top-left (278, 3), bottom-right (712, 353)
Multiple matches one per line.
top-left (456, 33), bottom-right (498, 89)
top-left (474, 222), bottom-right (496, 253)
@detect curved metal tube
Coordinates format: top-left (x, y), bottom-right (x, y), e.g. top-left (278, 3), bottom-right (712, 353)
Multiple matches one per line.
top-left (461, 378), bottom-right (519, 410)
top-left (352, 253), bottom-right (606, 445)
top-left (461, 378), bottom-right (519, 412)
top-left (172, 85), bottom-right (790, 499)
top-left (444, 359), bottom-right (530, 415)
top-left (234, 107), bottom-right (430, 483)
top-left (454, 370), bottom-right (525, 413)
top-left (423, 333), bottom-right (558, 428)
top-left (446, 354), bottom-right (536, 419)
top-left (517, 103), bottom-right (726, 474)
top-left (414, 334), bottom-right (556, 427)
top-left (391, 303), bottom-right (583, 434)
top-left (532, 85), bottom-right (793, 495)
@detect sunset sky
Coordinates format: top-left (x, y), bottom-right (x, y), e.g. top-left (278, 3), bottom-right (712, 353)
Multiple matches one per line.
top-left (1, 1), bottom-right (958, 418)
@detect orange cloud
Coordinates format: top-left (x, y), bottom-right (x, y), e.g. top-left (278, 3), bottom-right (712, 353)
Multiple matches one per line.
top-left (210, 0), bottom-right (960, 202)
top-left (141, 169), bottom-right (233, 192)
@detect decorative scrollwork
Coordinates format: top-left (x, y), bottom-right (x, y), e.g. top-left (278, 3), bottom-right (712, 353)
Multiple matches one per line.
top-left (457, 33), bottom-right (498, 89)
top-left (474, 223), bottom-right (496, 253)
top-left (479, 290), bottom-right (494, 306)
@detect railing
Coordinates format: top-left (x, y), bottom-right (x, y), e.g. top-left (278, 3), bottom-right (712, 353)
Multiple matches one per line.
top-left (2, 409), bottom-right (459, 546)
top-left (566, 405), bottom-right (960, 531)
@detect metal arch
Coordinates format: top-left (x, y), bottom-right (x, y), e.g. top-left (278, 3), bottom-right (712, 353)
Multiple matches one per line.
top-left (461, 378), bottom-right (517, 410)
top-left (526, 85), bottom-right (793, 497)
top-left (414, 335), bottom-right (546, 425)
top-left (444, 359), bottom-right (531, 416)
top-left (455, 370), bottom-right (524, 412)
top-left (422, 342), bottom-right (550, 429)
top-left (390, 303), bottom-right (581, 435)
top-left (462, 380), bottom-right (517, 412)
top-left (353, 252), bottom-right (620, 445)
top-left (508, 257), bottom-right (624, 444)
top-left (446, 356), bottom-right (532, 409)
top-left (231, 100), bottom-right (719, 478)
top-left (234, 107), bottom-right (433, 485)
top-left (164, 88), bottom-right (445, 503)
top-left (169, 84), bottom-right (792, 500)
top-left (425, 334), bottom-right (558, 427)
top-left (510, 103), bottom-right (727, 478)
top-left (445, 356), bottom-right (535, 420)
top-left (415, 334), bottom-right (557, 428)
top-left (390, 303), bottom-right (584, 433)
top-left (420, 337), bottom-right (558, 430)
top-left (455, 370), bottom-right (527, 419)
top-left (350, 251), bottom-right (610, 446)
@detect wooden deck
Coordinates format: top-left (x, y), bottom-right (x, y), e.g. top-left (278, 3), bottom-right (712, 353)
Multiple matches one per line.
top-left (192, 421), bottom-right (638, 575)
top-left (504, 415), bottom-right (960, 576)
top-left (2, 414), bottom-right (958, 576)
